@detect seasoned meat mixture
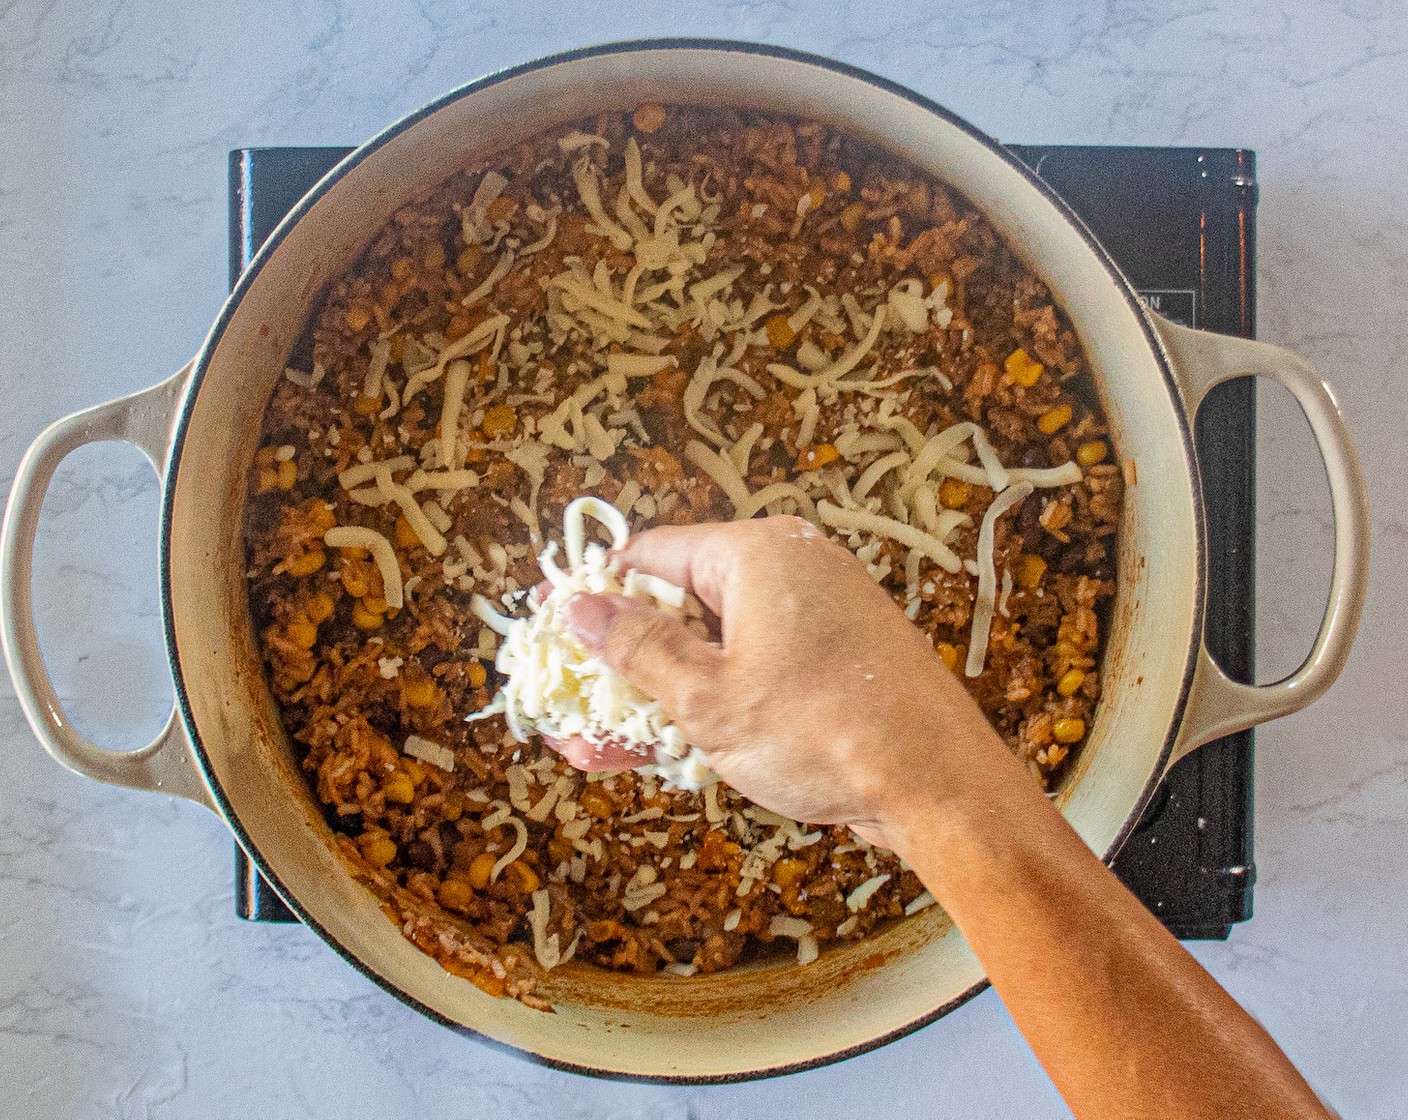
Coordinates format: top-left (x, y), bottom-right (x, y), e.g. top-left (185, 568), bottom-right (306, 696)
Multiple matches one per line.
top-left (244, 105), bottom-right (1122, 1006)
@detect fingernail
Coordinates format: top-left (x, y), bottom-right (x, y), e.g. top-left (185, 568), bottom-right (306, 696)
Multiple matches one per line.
top-left (564, 593), bottom-right (620, 652)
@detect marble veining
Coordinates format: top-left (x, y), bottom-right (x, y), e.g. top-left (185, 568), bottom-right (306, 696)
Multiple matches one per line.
top-left (1, 1), bottom-right (1404, 1116)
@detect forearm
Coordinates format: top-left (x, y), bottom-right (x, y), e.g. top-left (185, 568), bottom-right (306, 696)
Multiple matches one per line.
top-left (890, 765), bottom-right (1330, 1120)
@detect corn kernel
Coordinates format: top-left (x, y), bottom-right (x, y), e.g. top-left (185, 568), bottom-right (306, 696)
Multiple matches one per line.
top-left (772, 858), bottom-right (807, 892)
top-left (765, 313), bottom-right (797, 349)
top-left (585, 918), bottom-right (622, 942)
top-left (1037, 403), bottom-right (1073, 435)
top-left (394, 514), bottom-right (421, 550)
top-left (832, 170), bottom-right (851, 193)
top-left (441, 791), bottom-right (464, 822)
top-left (467, 851), bottom-right (497, 890)
top-left (1057, 669), bottom-right (1087, 697)
top-left (345, 305), bottom-right (371, 332)
top-left (422, 242), bottom-right (446, 271)
top-left (1076, 440), bottom-right (1109, 467)
top-left (360, 834), bottom-right (397, 867)
top-left (481, 404), bottom-right (516, 439)
top-left (402, 678), bottom-right (438, 709)
top-left (796, 443), bottom-right (840, 471)
top-left (352, 394), bottom-right (380, 416)
top-left (284, 548), bottom-right (325, 578)
top-left (254, 468), bottom-right (280, 494)
top-left (456, 244), bottom-right (482, 277)
top-left (1015, 554), bottom-right (1047, 591)
top-left (352, 601), bottom-right (384, 630)
top-left (340, 565), bottom-right (370, 599)
top-left (275, 459), bottom-right (297, 489)
top-left (306, 592), bottom-right (335, 623)
top-left (632, 102), bottom-right (666, 133)
top-left (1053, 717), bottom-right (1086, 745)
top-left (935, 642), bottom-right (959, 672)
top-left (362, 595), bottom-right (389, 615)
top-left (285, 618), bottom-right (319, 650)
top-left (505, 860), bottom-right (540, 893)
top-left (839, 201), bottom-right (866, 233)
top-left (1004, 348), bottom-right (1044, 388)
top-left (304, 499), bottom-right (336, 534)
top-left (805, 183), bottom-right (826, 212)
top-left (383, 771), bottom-right (416, 804)
top-left (438, 876), bottom-right (473, 911)
top-left (401, 757), bottom-right (427, 785)
top-left (463, 440), bottom-right (485, 465)
top-left (579, 785), bottom-right (614, 820)
top-left (254, 445), bottom-right (278, 469)
top-left (466, 661), bottom-right (488, 689)
top-left (939, 478), bottom-right (972, 509)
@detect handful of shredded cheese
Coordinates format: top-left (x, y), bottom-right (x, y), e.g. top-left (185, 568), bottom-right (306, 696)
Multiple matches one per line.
top-left (467, 497), bottom-right (715, 790)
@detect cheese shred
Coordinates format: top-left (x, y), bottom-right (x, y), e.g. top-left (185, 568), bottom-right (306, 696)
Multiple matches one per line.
top-left (323, 526), bottom-right (404, 609)
top-left (816, 501), bottom-right (963, 574)
top-left (965, 482), bottom-right (1034, 678)
top-left (466, 498), bottom-right (714, 790)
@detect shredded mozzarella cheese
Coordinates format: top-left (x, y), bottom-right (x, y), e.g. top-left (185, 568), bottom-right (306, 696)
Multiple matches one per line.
top-left (374, 467), bottom-right (446, 555)
top-left (731, 483), bottom-right (819, 523)
top-left (403, 734), bottom-right (455, 772)
top-left (465, 498), bottom-right (714, 790)
top-left (684, 440), bottom-right (753, 510)
top-left (323, 526), bottom-right (404, 609)
top-left (816, 501), bottom-right (963, 573)
top-left (846, 873), bottom-right (892, 911)
top-left (965, 482), bottom-right (1034, 678)
top-left (440, 359), bottom-right (471, 471)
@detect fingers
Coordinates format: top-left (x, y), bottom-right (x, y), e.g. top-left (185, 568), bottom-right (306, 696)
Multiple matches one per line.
top-left (613, 523), bottom-right (736, 617)
top-left (563, 593), bottom-right (724, 728)
top-left (542, 733), bottom-right (651, 772)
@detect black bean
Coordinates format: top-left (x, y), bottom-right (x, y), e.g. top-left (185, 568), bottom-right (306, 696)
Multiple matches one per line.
top-left (438, 821), bottom-right (461, 852)
top-left (1017, 493), bottom-right (1043, 548)
top-left (666, 937), bottom-right (701, 963)
top-left (764, 439), bottom-right (793, 473)
top-left (417, 648), bottom-right (451, 671)
top-left (1057, 543), bottom-right (1089, 575)
top-left (404, 839), bottom-right (437, 871)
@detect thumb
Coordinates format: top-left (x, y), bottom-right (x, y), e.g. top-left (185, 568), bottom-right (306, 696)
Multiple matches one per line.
top-left (563, 593), bottom-right (722, 729)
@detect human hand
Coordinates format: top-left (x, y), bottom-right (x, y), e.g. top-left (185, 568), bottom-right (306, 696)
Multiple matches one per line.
top-left (550, 516), bottom-right (1022, 852)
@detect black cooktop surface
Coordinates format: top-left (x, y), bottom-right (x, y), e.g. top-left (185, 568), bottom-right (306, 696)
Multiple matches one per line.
top-left (228, 143), bottom-right (1257, 939)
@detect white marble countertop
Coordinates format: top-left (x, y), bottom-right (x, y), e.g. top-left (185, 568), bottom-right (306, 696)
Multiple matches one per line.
top-left (1, 1), bottom-right (1404, 1116)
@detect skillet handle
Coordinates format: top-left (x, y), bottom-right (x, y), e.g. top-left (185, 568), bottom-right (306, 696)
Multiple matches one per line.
top-left (0, 363), bottom-right (216, 810)
top-left (1150, 314), bottom-right (1370, 765)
